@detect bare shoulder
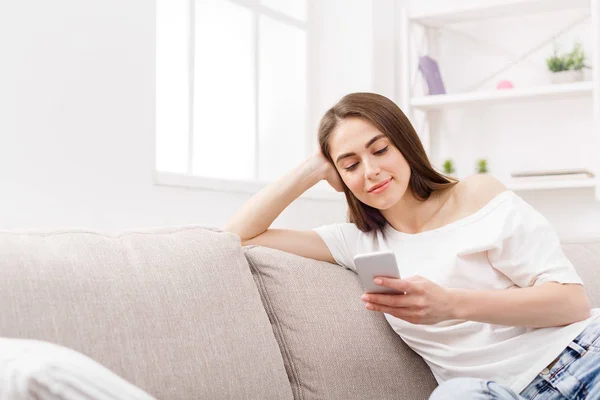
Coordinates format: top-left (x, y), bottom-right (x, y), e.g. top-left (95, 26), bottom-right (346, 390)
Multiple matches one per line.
top-left (452, 174), bottom-right (508, 212)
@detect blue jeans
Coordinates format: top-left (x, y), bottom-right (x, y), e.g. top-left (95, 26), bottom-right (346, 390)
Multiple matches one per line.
top-left (429, 320), bottom-right (600, 399)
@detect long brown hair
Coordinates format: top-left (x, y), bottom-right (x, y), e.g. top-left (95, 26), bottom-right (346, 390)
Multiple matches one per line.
top-left (318, 92), bottom-right (457, 233)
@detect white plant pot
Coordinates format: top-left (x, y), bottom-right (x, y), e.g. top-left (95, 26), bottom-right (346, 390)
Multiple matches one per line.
top-left (550, 69), bottom-right (584, 84)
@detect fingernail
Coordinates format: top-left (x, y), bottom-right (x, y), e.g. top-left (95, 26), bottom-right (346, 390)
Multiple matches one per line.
top-left (374, 278), bottom-right (382, 285)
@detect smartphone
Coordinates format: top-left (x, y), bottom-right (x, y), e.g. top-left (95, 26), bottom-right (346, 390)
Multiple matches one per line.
top-left (353, 251), bottom-right (403, 295)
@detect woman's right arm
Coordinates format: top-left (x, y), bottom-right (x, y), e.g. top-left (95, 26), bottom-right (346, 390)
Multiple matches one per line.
top-left (223, 151), bottom-right (343, 263)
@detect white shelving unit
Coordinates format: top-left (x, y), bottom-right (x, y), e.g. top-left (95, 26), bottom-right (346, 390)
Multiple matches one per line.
top-left (409, 0), bottom-right (590, 27)
top-left (507, 177), bottom-right (598, 191)
top-left (411, 81), bottom-right (593, 110)
top-left (398, 0), bottom-right (600, 199)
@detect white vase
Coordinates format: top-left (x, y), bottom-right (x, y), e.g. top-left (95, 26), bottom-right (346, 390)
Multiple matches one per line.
top-left (550, 69), bottom-right (584, 84)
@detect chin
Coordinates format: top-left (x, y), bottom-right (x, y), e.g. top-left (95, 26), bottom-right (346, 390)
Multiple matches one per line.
top-left (358, 193), bottom-right (400, 210)
top-left (370, 199), bottom-right (398, 210)
top-left (366, 189), bottom-right (406, 210)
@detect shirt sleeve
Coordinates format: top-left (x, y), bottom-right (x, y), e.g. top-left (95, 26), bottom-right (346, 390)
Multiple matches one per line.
top-left (487, 194), bottom-right (583, 288)
top-left (313, 223), bottom-right (362, 272)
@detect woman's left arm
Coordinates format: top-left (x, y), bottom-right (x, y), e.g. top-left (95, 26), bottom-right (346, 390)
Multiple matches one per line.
top-left (361, 277), bottom-right (591, 327)
top-left (452, 281), bottom-right (591, 327)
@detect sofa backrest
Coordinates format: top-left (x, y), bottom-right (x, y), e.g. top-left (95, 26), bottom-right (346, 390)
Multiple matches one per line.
top-left (0, 227), bottom-right (292, 400)
top-left (245, 245), bottom-right (438, 400)
top-left (562, 240), bottom-right (600, 308)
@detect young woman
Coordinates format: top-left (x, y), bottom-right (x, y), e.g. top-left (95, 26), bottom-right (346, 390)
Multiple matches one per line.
top-left (224, 92), bottom-right (599, 399)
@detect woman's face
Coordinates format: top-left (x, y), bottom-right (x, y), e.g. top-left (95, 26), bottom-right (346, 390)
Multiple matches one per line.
top-left (328, 117), bottom-right (411, 210)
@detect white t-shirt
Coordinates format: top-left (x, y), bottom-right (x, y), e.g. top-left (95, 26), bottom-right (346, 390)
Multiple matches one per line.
top-left (314, 190), bottom-right (600, 393)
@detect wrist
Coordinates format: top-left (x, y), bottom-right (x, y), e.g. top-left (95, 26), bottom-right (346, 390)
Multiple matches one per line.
top-left (288, 157), bottom-right (323, 190)
top-left (448, 288), bottom-right (468, 320)
top-left (299, 153), bottom-right (328, 181)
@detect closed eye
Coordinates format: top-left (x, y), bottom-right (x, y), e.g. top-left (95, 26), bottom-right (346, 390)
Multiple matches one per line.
top-left (374, 146), bottom-right (388, 155)
top-left (344, 146), bottom-right (389, 171)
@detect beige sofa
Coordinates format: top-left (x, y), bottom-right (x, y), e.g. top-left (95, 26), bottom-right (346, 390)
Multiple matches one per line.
top-left (0, 226), bottom-right (598, 399)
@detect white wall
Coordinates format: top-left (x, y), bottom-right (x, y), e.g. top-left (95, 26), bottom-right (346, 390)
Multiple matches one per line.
top-left (308, 0), bottom-right (375, 133)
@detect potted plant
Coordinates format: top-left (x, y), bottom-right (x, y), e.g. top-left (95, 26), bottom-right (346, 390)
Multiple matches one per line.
top-left (546, 42), bottom-right (587, 84)
top-left (443, 159), bottom-right (455, 176)
top-left (476, 159), bottom-right (488, 174)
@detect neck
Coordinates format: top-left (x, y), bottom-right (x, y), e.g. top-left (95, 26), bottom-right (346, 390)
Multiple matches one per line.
top-left (382, 188), bottom-right (449, 234)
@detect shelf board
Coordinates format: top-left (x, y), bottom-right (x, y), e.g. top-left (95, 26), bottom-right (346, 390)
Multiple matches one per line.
top-left (409, 0), bottom-right (590, 27)
top-left (507, 178), bottom-right (597, 191)
top-left (410, 81), bottom-right (593, 110)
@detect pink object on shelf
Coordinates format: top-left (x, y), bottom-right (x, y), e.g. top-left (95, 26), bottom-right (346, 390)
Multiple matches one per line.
top-left (496, 80), bottom-right (514, 89)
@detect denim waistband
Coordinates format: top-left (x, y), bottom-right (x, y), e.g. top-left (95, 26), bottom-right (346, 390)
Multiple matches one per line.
top-left (544, 319), bottom-right (600, 370)
top-left (571, 319), bottom-right (600, 350)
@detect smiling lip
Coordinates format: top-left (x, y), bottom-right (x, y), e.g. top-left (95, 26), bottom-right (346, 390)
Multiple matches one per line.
top-left (368, 178), bottom-right (392, 194)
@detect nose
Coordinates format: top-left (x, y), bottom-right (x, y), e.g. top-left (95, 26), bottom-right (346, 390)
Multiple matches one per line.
top-left (363, 158), bottom-right (381, 180)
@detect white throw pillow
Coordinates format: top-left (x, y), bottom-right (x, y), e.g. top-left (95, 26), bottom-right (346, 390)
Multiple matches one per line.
top-left (0, 338), bottom-right (156, 400)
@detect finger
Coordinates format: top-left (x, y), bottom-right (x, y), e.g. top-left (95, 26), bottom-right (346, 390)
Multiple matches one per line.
top-left (373, 277), bottom-right (413, 293)
top-left (365, 302), bottom-right (416, 317)
top-left (361, 293), bottom-right (414, 307)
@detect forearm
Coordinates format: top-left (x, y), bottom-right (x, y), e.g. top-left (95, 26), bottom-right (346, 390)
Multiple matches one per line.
top-left (224, 157), bottom-right (324, 241)
top-left (452, 282), bottom-right (591, 328)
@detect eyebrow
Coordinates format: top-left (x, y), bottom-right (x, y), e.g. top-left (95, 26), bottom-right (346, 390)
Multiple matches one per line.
top-left (335, 134), bottom-right (387, 164)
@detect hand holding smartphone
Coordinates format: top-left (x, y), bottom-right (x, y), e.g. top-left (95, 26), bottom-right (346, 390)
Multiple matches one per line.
top-left (353, 251), bottom-right (404, 295)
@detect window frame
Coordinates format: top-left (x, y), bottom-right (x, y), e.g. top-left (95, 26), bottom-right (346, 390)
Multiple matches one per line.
top-left (154, 0), bottom-right (341, 200)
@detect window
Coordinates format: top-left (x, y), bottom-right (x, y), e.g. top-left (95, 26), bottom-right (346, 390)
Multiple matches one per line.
top-left (156, 0), bottom-right (309, 190)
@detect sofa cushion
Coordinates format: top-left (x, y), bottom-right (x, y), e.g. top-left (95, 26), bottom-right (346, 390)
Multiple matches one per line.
top-left (562, 240), bottom-right (600, 308)
top-left (244, 245), bottom-right (437, 400)
top-left (0, 226), bottom-right (293, 400)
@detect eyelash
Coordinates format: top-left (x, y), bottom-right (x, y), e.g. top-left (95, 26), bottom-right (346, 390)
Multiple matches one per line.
top-left (344, 146), bottom-right (389, 171)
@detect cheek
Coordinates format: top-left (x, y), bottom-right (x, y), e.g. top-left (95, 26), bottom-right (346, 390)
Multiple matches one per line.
top-left (393, 154), bottom-right (410, 172)
top-left (383, 155), bottom-right (403, 170)
top-left (343, 173), bottom-right (363, 192)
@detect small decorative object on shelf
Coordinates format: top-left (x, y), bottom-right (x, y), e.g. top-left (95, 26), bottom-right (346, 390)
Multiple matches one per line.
top-left (418, 55), bottom-right (446, 95)
top-left (511, 168), bottom-right (595, 182)
top-left (442, 159), bottom-right (456, 176)
top-left (496, 80), bottom-right (514, 90)
top-left (546, 42), bottom-right (588, 84)
top-left (476, 159), bottom-right (489, 174)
